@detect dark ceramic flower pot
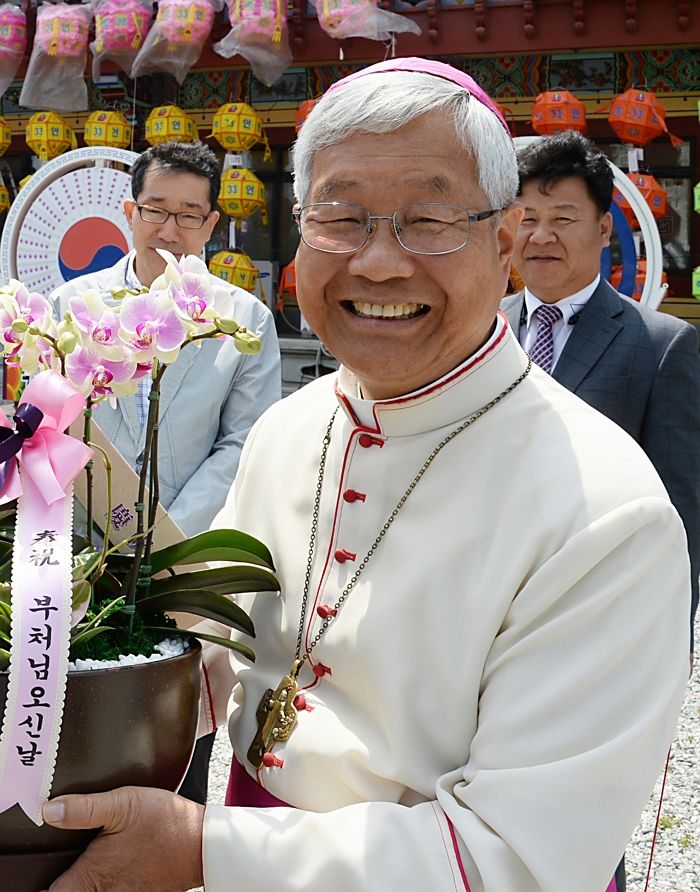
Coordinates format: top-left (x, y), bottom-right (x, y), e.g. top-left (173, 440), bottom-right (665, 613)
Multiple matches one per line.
top-left (0, 642), bottom-right (202, 892)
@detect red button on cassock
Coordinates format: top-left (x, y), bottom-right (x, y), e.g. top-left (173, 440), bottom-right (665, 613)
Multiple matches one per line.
top-left (358, 433), bottom-right (384, 448)
top-left (334, 548), bottom-right (356, 563)
top-left (343, 489), bottom-right (367, 503)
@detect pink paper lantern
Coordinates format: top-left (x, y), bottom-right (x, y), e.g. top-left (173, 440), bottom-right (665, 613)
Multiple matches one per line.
top-left (156, 0), bottom-right (215, 44)
top-left (0, 5), bottom-right (27, 62)
top-left (35, 4), bottom-right (89, 58)
top-left (94, 0), bottom-right (151, 53)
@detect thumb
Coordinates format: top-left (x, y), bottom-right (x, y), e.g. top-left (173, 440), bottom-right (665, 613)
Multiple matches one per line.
top-left (42, 789), bottom-right (128, 831)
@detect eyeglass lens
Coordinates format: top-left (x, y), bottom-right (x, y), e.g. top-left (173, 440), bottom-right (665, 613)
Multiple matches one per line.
top-left (138, 205), bottom-right (207, 230)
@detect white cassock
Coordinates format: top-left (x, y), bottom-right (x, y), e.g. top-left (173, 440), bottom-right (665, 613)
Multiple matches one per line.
top-left (201, 313), bottom-right (689, 892)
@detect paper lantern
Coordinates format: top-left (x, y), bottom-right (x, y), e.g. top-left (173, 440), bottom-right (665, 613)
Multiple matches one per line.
top-left (94, 0), bottom-right (151, 53)
top-left (145, 105), bottom-right (198, 145)
top-left (608, 89), bottom-right (681, 147)
top-left (156, 0), bottom-right (215, 44)
top-left (84, 110), bottom-right (132, 149)
top-left (613, 173), bottom-right (668, 229)
top-left (694, 181), bottom-right (700, 214)
top-left (0, 4), bottom-right (27, 63)
top-left (209, 250), bottom-right (259, 292)
top-left (211, 103), bottom-right (270, 158)
top-left (35, 2), bottom-right (89, 57)
top-left (693, 267), bottom-right (700, 300)
top-left (610, 260), bottom-right (667, 303)
top-left (218, 168), bottom-right (267, 219)
top-left (531, 91), bottom-right (587, 135)
top-left (19, 173), bottom-right (32, 190)
top-left (276, 257), bottom-right (296, 310)
top-left (25, 112), bottom-right (76, 162)
top-left (0, 182), bottom-right (9, 213)
top-left (0, 116), bottom-right (11, 157)
top-left (294, 99), bottom-right (318, 134)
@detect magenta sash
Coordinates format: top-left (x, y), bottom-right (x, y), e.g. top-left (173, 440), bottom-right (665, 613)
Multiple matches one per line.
top-left (225, 756), bottom-right (290, 808)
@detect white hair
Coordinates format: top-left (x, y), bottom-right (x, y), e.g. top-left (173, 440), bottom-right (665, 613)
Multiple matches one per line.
top-left (293, 70), bottom-right (518, 210)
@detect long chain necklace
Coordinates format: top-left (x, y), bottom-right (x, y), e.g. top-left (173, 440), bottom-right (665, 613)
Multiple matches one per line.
top-left (247, 358), bottom-right (532, 768)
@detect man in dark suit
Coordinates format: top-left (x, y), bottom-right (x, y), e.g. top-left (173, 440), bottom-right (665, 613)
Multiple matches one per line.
top-left (503, 129), bottom-right (700, 890)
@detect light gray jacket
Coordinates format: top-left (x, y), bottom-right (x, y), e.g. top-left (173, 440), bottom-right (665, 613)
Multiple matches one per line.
top-left (51, 252), bottom-right (281, 536)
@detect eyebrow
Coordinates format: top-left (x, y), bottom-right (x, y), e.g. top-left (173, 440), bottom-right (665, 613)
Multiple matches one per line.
top-left (522, 203), bottom-right (581, 213)
top-left (139, 195), bottom-right (208, 211)
top-left (313, 174), bottom-right (453, 202)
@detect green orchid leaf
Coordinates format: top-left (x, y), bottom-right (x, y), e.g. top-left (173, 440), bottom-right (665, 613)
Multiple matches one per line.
top-left (0, 647), bottom-right (9, 670)
top-left (73, 550), bottom-right (102, 581)
top-left (70, 626), bottom-right (115, 648)
top-left (149, 529), bottom-right (275, 573)
top-left (146, 626), bottom-right (256, 663)
top-left (0, 582), bottom-right (10, 605)
top-left (148, 565), bottom-right (279, 597)
top-left (0, 611), bottom-right (10, 640)
top-left (137, 589), bottom-right (254, 636)
top-left (0, 557), bottom-right (12, 583)
top-left (71, 580), bottom-right (92, 628)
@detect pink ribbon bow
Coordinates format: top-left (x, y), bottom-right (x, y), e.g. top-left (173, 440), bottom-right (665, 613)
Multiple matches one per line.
top-left (0, 370), bottom-right (93, 507)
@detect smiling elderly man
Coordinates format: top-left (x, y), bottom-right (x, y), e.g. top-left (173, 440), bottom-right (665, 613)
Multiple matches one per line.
top-left (42, 59), bottom-right (689, 892)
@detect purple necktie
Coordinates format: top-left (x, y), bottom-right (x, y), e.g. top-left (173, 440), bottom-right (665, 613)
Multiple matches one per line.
top-left (529, 304), bottom-right (563, 374)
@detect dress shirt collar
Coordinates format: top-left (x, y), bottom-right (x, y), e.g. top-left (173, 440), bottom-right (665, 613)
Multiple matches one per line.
top-left (523, 274), bottom-right (600, 328)
top-left (335, 313), bottom-right (530, 437)
top-left (124, 251), bottom-right (142, 289)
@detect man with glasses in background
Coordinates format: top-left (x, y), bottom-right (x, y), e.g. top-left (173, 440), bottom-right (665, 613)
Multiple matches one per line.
top-left (43, 61), bottom-right (689, 892)
top-left (51, 139), bottom-right (281, 806)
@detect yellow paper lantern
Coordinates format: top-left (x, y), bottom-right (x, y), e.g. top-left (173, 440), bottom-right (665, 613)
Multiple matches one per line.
top-left (84, 110), bottom-right (132, 149)
top-left (211, 103), bottom-right (270, 159)
top-left (0, 116), bottom-right (11, 157)
top-left (0, 183), bottom-right (9, 213)
top-left (209, 250), bottom-right (259, 292)
top-left (25, 112), bottom-right (77, 162)
top-left (218, 168), bottom-right (267, 220)
top-left (145, 105), bottom-right (198, 146)
top-left (19, 174), bottom-right (33, 190)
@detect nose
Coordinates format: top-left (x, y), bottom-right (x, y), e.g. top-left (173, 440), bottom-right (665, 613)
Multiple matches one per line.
top-left (157, 214), bottom-right (181, 243)
top-left (347, 217), bottom-right (415, 281)
top-left (527, 220), bottom-right (557, 245)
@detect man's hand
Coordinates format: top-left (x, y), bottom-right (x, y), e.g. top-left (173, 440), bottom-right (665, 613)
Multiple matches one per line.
top-left (41, 786), bottom-right (205, 892)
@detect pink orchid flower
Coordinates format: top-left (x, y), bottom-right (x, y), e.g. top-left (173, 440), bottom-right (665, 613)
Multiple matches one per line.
top-left (118, 289), bottom-right (187, 365)
top-left (65, 344), bottom-right (138, 400)
top-left (68, 290), bottom-right (122, 358)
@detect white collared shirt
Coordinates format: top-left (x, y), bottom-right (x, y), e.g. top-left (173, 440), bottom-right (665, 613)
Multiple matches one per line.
top-left (520, 274), bottom-right (600, 372)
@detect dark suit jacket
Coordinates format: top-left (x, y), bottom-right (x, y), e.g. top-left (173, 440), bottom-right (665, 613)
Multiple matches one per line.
top-left (502, 278), bottom-right (700, 648)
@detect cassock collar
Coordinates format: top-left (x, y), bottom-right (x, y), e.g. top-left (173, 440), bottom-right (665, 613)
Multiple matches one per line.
top-left (335, 313), bottom-right (529, 438)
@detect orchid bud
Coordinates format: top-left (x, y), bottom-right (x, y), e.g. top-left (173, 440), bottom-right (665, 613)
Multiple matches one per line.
top-left (216, 317), bottom-right (241, 335)
top-left (233, 328), bottom-right (262, 355)
top-left (27, 325), bottom-right (41, 336)
top-left (57, 331), bottom-right (78, 354)
top-left (11, 319), bottom-right (28, 333)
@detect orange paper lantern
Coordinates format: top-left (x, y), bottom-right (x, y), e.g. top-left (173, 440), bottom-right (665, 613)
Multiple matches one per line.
top-left (531, 91), bottom-right (587, 135)
top-left (613, 173), bottom-right (668, 229)
top-left (610, 260), bottom-right (667, 303)
top-left (276, 257), bottom-right (296, 310)
top-left (294, 99), bottom-right (318, 134)
top-left (608, 89), bottom-right (681, 147)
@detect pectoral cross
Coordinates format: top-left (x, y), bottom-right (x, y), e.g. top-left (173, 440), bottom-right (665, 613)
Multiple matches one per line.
top-left (247, 661), bottom-right (302, 769)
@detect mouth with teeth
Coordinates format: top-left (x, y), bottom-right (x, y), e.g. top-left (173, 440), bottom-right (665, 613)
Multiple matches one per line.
top-left (346, 301), bottom-right (428, 319)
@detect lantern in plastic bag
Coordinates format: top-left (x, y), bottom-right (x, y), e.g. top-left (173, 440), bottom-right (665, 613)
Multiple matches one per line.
top-left (35, 2), bottom-right (90, 57)
top-left (209, 250), bottom-right (259, 291)
top-left (531, 91), bottom-right (587, 135)
top-left (0, 181), bottom-right (9, 213)
top-left (608, 89), bottom-right (681, 146)
top-left (0, 4), bottom-right (27, 63)
top-left (84, 110), bottom-right (132, 148)
top-left (145, 105), bottom-right (198, 145)
top-left (613, 173), bottom-right (668, 229)
top-left (693, 267), bottom-right (700, 300)
top-left (276, 257), bottom-right (297, 310)
top-left (94, 0), bottom-right (151, 53)
top-left (25, 112), bottom-right (76, 162)
top-left (294, 99), bottom-right (318, 134)
top-left (0, 115), bottom-right (10, 156)
top-left (218, 168), bottom-right (267, 219)
top-left (694, 181), bottom-right (700, 214)
top-left (610, 260), bottom-right (666, 303)
top-left (156, 0), bottom-right (215, 45)
top-left (211, 103), bottom-right (270, 158)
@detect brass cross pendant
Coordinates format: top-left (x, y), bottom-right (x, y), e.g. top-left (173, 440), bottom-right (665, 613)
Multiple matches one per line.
top-left (247, 660), bottom-right (302, 769)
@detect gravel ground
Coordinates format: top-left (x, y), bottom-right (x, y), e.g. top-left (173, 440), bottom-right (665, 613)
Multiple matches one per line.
top-left (201, 618), bottom-right (699, 891)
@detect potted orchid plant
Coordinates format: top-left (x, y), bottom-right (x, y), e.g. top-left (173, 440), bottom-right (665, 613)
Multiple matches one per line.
top-left (0, 250), bottom-right (278, 892)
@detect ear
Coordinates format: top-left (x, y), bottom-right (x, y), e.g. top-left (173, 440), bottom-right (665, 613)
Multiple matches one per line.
top-left (600, 210), bottom-right (613, 248)
top-left (124, 200), bottom-right (136, 229)
top-left (496, 203), bottom-right (524, 272)
top-left (204, 209), bottom-right (220, 239)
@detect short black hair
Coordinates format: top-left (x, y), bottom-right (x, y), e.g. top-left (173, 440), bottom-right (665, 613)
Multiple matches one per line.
top-left (130, 141), bottom-right (221, 212)
top-left (516, 130), bottom-right (613, 216)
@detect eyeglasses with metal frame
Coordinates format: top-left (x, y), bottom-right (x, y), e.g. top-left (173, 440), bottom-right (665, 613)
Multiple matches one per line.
top-left (293, 201), bottom-right (503, 256)
top-left (136, 204), bottom-right (211, 230)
